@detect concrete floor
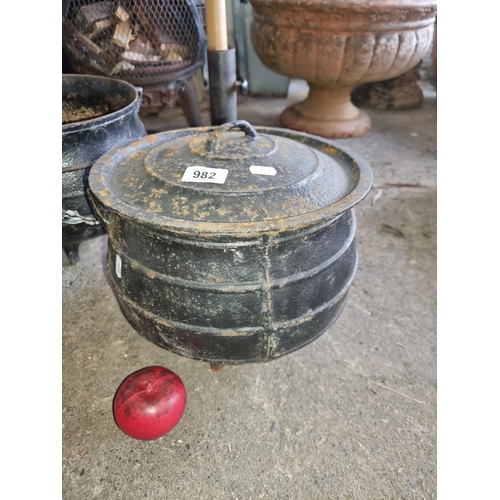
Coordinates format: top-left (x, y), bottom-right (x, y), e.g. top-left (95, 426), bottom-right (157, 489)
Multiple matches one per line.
top-left (62, 81), bottom-right (437, 499)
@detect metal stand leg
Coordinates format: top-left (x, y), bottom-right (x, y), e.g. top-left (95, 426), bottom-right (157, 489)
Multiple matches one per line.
top-left (63, 243), bottom-right (80, 265)
top-left (178, 78), bottom-right (202, 127)
top-left (210, 363), bottom-right (224, 372)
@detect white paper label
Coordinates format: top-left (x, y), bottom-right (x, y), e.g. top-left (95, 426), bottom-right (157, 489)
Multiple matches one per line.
top-left (115, 254), bottom-right (122, 279)
top-left (250, 165), bottom-right (277, 176)
top-left (181, 166), bottom-right (228, 184)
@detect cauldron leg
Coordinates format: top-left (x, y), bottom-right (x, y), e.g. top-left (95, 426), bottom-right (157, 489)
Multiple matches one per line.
top-left (178, 78), bottom-right (202, 127)
top-left (63, 243), bottom-right (80, 265)
top-left (210, 363), bottom-right (224, 372)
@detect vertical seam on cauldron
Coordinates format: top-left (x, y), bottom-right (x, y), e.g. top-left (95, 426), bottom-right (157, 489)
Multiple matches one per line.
top-left (263, 239), bottom-right (273, 360)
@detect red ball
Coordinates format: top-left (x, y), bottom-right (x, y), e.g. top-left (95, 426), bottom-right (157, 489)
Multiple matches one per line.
top-left (113, 366), bottom-right (187, 440)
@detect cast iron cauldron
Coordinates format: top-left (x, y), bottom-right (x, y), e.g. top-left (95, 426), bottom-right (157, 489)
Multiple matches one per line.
top-left (62, 74), bottom-right (146, 264)
top-left (88, 120), bottom-right (373, 365)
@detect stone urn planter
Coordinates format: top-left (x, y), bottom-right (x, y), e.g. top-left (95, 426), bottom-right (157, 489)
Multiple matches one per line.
top-left (249, 0), bottom-right (437, 137)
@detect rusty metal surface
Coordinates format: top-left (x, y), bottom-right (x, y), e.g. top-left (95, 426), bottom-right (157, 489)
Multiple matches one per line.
top-left (137, 79), bottom-right (202, 126)
top-left (106, 209), bottom-right (358, 363)
top-left (89, 124), bottom-right (373, 238)
top-left (139, 85), bottom-right (179, 115)
top-left (88, 121), bottom-right (372, 363)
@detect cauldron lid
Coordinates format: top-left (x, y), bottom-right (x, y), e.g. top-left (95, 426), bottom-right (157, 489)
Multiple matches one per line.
top-left (89, 121), bottom-right (372, 236)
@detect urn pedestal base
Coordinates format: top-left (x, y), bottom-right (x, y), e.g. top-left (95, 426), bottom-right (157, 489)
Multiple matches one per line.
top-left (280, 85), bottom-right (371, 138)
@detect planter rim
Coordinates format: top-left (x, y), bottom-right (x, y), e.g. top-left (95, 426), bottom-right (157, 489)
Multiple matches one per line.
top-left (62, 74), bottom-right (141, 134)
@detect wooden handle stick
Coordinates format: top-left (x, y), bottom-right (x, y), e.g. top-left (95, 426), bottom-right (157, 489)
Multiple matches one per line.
top-left (206, 0), bottom-right (228, 51)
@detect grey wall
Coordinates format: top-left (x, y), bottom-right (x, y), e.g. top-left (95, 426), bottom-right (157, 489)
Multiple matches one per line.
top-left (230, 0), bottom-right (290, 97)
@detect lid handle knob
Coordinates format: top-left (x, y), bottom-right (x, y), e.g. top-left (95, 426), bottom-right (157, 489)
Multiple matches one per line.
top-left (204, 120), bottom-right (259, 153)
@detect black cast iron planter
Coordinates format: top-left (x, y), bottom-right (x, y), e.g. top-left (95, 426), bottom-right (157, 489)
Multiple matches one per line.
top-left (62, 74), bottom-right (146, 264)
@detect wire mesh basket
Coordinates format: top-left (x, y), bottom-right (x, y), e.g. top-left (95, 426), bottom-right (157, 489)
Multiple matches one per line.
top-left (63, 0), bottom-right (207, 85)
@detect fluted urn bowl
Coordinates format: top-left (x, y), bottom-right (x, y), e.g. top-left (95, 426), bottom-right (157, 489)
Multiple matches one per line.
top-left (249, 0), bottom-right (437, 137)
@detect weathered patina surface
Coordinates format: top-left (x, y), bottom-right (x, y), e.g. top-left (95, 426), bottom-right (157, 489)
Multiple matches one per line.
top-left (249, 0), bottom-right (437, 137)
top-left (89, 121), bottom-right (373, 363)
top-left (62, 74), bottom-right (146, 264)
